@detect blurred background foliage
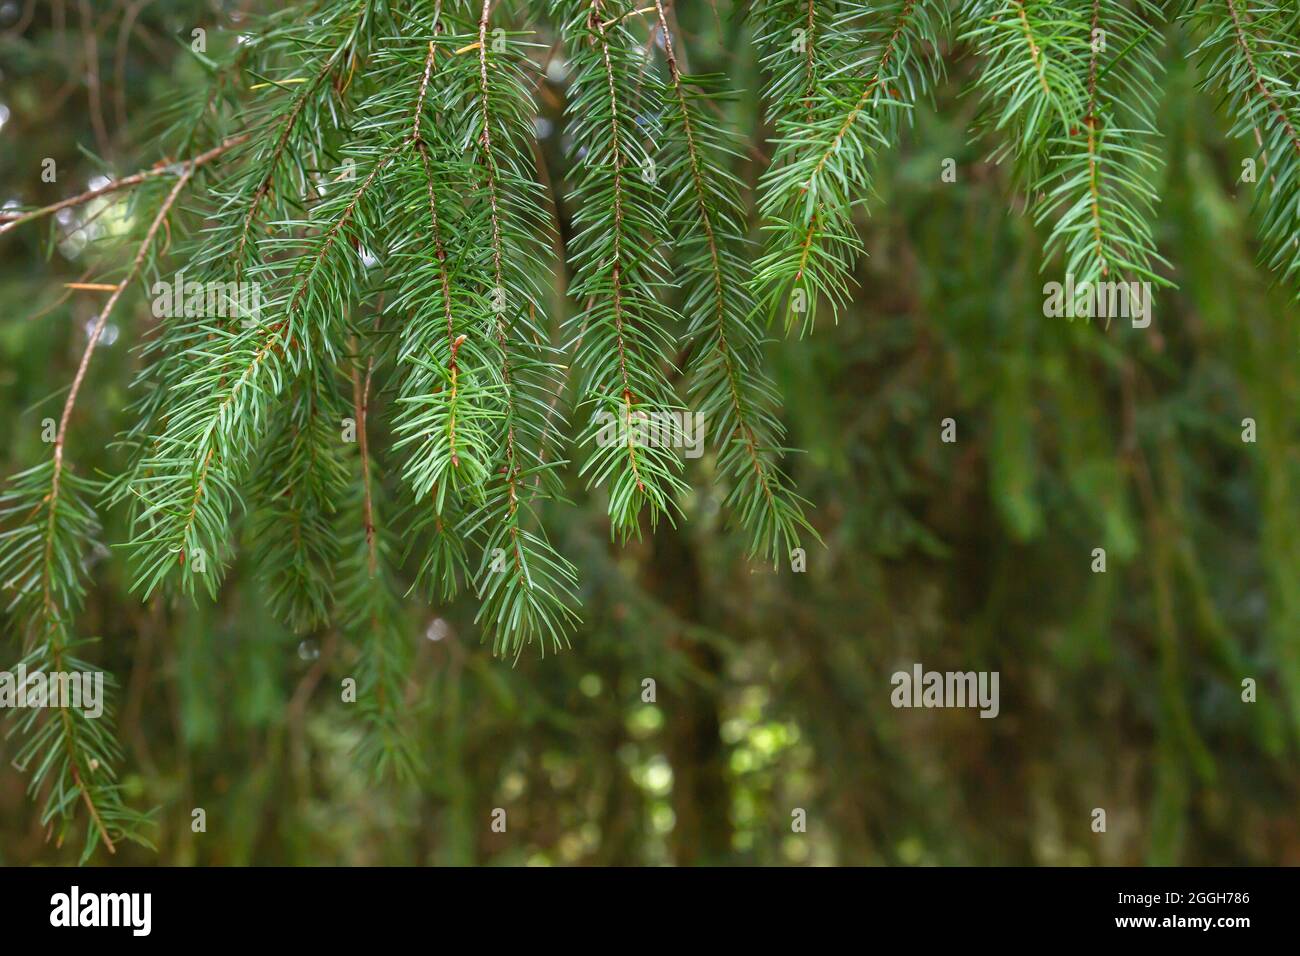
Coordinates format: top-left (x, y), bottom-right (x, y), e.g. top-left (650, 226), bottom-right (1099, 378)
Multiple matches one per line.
top-left (1, 0), bottom-right (1298, 865)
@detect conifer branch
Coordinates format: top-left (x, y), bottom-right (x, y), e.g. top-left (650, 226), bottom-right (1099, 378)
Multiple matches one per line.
top-left (9, 0), bottom-right (1300, 864)
top-left (654, 0), bottom-right (816, 562)
top-left (0, 142), bottom-right (188, 860)
top-left (754, 0), bottom-right (948, 331)
top-left (341, 330), bottom-right (418, 779)
top-left (1190, 0), bottom-right (1300, 292)
top-left (1030, 0), bottom-right (1171, 304)
top-left (124, 141), bottom-right (401, 600)
top-left (463, 0), bottom-right (579, 654)
top-left (562, 0), bottom-right (689, 536)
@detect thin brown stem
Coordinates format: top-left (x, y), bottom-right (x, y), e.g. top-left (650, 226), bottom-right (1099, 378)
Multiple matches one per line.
top-left (0, 134), bottom-right (249, 237)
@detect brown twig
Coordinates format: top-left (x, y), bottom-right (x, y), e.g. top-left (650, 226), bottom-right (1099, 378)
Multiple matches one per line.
top-left (0, 133), bottom-right (250, 237)
top-left (46, 164), bottom-right (193, 521)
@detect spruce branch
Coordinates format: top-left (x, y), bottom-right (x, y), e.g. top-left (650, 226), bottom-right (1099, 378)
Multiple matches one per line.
top-left (0, 145), bottom-right (190, 860)
top-left (754, 0), bottom-right (949, 332)
top-left (340, 330), bottom-right (419, 779)
top-left (654, 0), bottom-right (817, 563)
top-left (463, 0), bottom-right (579, 655)
top-left (363, 18), bottom-right (490, 601)
top-left (964, 0), bottom-right (1090, 180)
top-left (247, 363), bottom-right (350, 633)
top-left (560, 0), bottom-right (690, 535)
top-left (1032, 0), bottom-right (1172, 305)
top-left (1187, 0), bottom-right (1300, 294)
top-left (123, 142), bottom-right (402, 601)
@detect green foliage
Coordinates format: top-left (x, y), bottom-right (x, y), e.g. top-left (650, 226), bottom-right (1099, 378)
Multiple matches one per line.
top-left (754, 0), bottom-right (949, 331)
top-left (560, 0), bottom-right (691, 532)
top-left (1184, 0), bottom-right (1300, 293)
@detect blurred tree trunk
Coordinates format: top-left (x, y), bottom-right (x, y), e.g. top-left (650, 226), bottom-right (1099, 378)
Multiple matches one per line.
top-left (648, 528), bottom-right (732, 865)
